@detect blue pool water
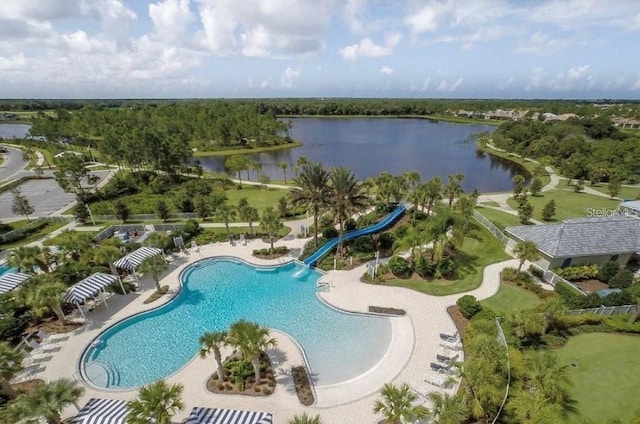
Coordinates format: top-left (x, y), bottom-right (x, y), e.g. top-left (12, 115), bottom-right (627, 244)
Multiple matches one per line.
top-left (82, 258), bottom-right (392, 389)
top-left (0, 265), bottom-right (17, 276)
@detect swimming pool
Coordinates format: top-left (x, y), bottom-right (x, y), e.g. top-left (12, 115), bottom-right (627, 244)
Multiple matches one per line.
top-left (0, 264), bottom-right (17, 277)
top-left (81, 258), bottom-right (392, 389)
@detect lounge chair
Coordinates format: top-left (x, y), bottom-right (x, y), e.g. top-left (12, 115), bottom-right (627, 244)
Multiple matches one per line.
top-left (439, 331), bottom-right (459, 342)
top-left (430, 361), bottom-right (454, 374)
top-left (36, 329), bottom-right (68, 343)
top-left (26, 339), bottom-right (58, 353)
top-left (412, 384), bottom-right (432, 398)
top-left (439, 340), bottom-right (463, 351)
top-left (424, 373), bottom-right (449, 388)
top-left (436, 353), bottom-right (459, 363)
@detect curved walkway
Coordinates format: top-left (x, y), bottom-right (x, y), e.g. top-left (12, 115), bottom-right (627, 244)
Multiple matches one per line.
top-left (38, 237), bottom-right (519, 424)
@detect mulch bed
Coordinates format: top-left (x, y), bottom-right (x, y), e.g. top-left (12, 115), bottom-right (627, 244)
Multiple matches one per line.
top-left (292, 365), bottom-right (314, 406)
top-left (206, 352), bottom-right (276, 397)
top-left (143, 285), bottom-right (169, 304)
top-left (447, 305), bottom-right (469, 342)
top-left (11, 379), bottom-right (44, 394)
top-left (573, 279), bottom-right (610, 293)
top-left (368, 306), bottom-right (406, 316)
top-left (252, 251), bottom-right (290, 260)
top-left (25, 318), bottom-right (82, 336)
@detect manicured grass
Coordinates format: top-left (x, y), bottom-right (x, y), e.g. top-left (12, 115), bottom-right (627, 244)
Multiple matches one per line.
top-left (479, 200), bottom-right (500, 207)
top-left (7, 220), bottom-right (30, 229)
top-left (385, 222), bottom-right (510, 296)
top-left (0, 221), bottom-right (68, 251)
top-left (224, 185), bottom-right (291, 212)
top-left (193, 140), bottom-right (303, 157)
top-left (506, 189), bottom-right (620, 221)
top-left (475, 206), bottom-right (522, 230)
top-left (555, 333), bottom-right (640, 423)
top-left (589, 183), bottom-right (640, 201)
top-left (480, 283), bottom-right (542, 314)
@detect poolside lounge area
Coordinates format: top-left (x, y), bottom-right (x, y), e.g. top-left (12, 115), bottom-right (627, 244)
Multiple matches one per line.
top-left (31, 234), bottom-right (514, 424)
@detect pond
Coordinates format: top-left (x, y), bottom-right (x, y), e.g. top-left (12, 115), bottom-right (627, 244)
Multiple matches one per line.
top-left (0, 124), bottom-right (30, 139)
top-left (198, 118), bottom-right (524, 192)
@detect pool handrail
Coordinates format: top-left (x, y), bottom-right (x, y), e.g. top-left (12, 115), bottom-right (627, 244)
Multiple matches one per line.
top-left (302, 204), bottom-right (406, 267)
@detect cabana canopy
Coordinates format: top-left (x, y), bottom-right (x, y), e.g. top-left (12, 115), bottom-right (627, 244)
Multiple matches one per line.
top-left (73, 398), bottom-right (129, 424)
top-left (64, 273), bottom-right (120, 304)
top-left (185, 407), bottom-right (273, 424)
top-left (0, 272), bottom-right (31, 294)
top-left (113, 247), bottom-right (163, 271)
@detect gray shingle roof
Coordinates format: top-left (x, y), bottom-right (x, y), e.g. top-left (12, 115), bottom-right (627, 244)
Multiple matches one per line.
top-left (506, 215), bottom-right (640, 258)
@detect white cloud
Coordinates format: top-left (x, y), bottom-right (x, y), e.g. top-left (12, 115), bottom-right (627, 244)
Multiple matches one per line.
top-left (339, 32), bottom-right (402, 60)
top-left (516, 31), bottom-right (571, 54)
top-left (281, 66), bottom-right (300, 88)
top-left (344, 0), bottom-right (366, 33)
top-left (526, 65), bottom-right (596, 92)
top-left (632, 79), bottom-right (640, 90)
top-left (379, 65), bottom-right (393, 75)
top-left (406, 1), bottom-right (449, 34)
top-left (0, 53), bottom-right (27, 71)
top-left (568, 65), bottom-right (589, 79)
top-left (149, 0), bottom-right (194, 42)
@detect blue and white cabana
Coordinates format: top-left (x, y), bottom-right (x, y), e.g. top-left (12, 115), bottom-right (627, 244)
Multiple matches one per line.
top-left (0, 272), bottom-right (31, 294)
top-left (185, 407), bottom-right (273, 424)
top-left (113, 246), bottom-right (163, 282)
top-left (73, 398), bottom-right (129, 424)
top-left (64, 273), bottom-right (125, 318)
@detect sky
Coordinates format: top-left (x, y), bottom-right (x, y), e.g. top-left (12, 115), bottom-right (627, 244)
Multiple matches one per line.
top-left (1, 0), bottom-right (640, 99)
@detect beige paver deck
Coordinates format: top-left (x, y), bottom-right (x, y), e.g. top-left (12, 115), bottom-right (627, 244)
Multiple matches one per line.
top-left (32, 233), bottom-right (518, 424)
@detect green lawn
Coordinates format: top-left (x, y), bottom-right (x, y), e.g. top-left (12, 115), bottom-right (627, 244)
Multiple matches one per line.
top-left (386, 222), bottom-right (510, 296)
top-left (475, 206), bottom-right (522, 230)
top-left (225, 185), bottom-right (291, 212)
top-left (481, 283), bottom-right (542, 314)
top-left (589, 183), bottom-right (640, 201)
top-left (483, 147), bottom-right (552, 188)
top-left (479, 200), bottom-right (500, 207)
top-left (0, 221), bottom-right (68, 251)
top-left (555, 333), bottom-right (640, 423)
top-left (506, 189), bottom-right (620, 222)
top-left (193, 140), bottom-right (303, 157)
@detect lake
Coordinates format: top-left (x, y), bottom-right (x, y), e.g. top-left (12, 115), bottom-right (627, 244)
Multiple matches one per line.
top-left (0, 123), bottom-right (30, 139)
top-left (199, 118), bottom-right (523, 192)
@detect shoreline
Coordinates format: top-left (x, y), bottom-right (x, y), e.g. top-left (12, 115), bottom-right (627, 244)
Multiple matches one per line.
top-left (193, 140), bottom-right (303, 157)
top-left (278, 114), bottom-right (501, 126)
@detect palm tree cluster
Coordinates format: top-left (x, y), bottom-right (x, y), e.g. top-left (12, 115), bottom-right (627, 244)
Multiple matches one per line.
top-left (199, 319), bottom-right (277, 389)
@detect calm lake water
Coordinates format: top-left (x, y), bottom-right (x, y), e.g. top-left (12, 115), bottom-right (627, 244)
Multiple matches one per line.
top-left (0, 124), bottom-right (30, 139)
top-left (199, 118), bottom-right (523, 192)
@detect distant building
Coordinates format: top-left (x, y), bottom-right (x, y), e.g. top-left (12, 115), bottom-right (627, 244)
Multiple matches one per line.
top-left (54, 151), bottom-right (84, 159)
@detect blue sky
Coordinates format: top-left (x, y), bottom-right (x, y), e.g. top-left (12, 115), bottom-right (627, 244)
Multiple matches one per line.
top-left (1, 0), bottom-right (640, 99)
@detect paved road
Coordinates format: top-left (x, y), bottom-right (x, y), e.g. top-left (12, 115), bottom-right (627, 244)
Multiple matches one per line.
top-left (0, 144), bottom-right (28, 182)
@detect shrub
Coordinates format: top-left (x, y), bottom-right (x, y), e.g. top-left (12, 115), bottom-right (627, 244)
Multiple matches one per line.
top-left (599, 261), bottom-right (620, 283)
top-left (501, 267), bottom-right (519, 282)
top-left (353, 236), bottom-right (375, 253)
top-left (394, 224), bottom-right (409, 239)
top-left (344, 218), bottom-right (357, 231)
top-left (319, 214), bottom-right (334, 228)
top-left (388, 256), bottom-right (412, 278)
top-left (413, 210), bottom-right (428, 221)
top-left (322, 227), bottom-right (339, 239)
top-left (457, 295), bottom-right (482, 319)
top-left (183, 219), bottom-right (202, 238)
top-left (437, 258), bottom-right (456, 279)
top-left (529, 265), bottom-right (544, 279)
top-left (609, 270), bottom-right (634, 289)
top-left (415, 255), bottom-right (435, 278)
top-left (554, 281), bottom-right (589, 309)
top-left (554, 264), bottom-right (600, 281)
top-left (377, 232), bottom-right (395, 250)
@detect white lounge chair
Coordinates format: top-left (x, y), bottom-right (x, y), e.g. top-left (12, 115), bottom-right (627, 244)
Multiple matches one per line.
top-left (26, 339), bottom-right (58, 353)
top-left (412, 384), bottom-right (432, 398)
top-left (424, 373), bottom-right (449, 388)
top-left (36, 329), bottom-right (68, 343)
top-left (439, 340), bottom-right (463, 351)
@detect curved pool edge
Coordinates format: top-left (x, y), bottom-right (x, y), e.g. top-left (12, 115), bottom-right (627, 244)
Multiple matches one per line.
top-left (78, 255), bottom-right (398, 393)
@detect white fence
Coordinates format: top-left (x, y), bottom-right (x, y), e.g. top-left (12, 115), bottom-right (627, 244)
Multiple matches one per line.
top-left (529, 263), bottom-right (587, 296)
top-left (568, 305), bottom-right (639, 316)
top-left (472, 210), bottom-right (517, 249)
top-left (93, 213), bottom-right (198, 222)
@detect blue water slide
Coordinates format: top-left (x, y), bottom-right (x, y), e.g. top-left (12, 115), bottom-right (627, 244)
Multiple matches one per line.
top-left (302, 204), bottom-right (406, 267)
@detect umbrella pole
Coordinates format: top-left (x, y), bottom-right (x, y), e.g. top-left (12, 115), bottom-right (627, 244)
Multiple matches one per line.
top-left (117, 275), bottom-right (127, 295)
top-left (100, 290), bottom-right (108, 308)
top-left (76, 303), bottom-right (86, 320)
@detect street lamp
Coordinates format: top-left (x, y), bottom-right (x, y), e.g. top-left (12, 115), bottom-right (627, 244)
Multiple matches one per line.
top-left (85, 203), bottom-right (96, 226)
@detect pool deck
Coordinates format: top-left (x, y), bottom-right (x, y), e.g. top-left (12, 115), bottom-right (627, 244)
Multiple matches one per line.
top-left (30, 234), bottom-right (518, 424)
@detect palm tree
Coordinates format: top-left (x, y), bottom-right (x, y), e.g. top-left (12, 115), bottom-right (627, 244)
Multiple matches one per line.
top-left (8, 245), bottom-right (52, 273)
top-left (260, 207), bottom-right (283, 254)
top-left (329, 166), bottom-right (369, 256)
top-left (92, 245), bottom-right (122, 276)
top-left (395, 224), bottom-right (424, 266)
top-left (288, 413), bottom-right (323, 424)
top-left (22, 274), bottom-right (68, 323)
top-left (2, 378), bottom-right (84, 424)
top-left (0, 341), bottom-right (24, 398)
top-left (509, 389), bottom-right (564, 424)
top-left (215, 204), bottom-right (237, 237)
top-left (138, 255), bottom-right (168, 294)
top-left (426, 391), bottom-right (468, 424)
top-left (227, 320), bottom-right (277, 386)
top-left (423, 176), bottom-right (443, 215)
top-left (372, 383), bottom-right (428, 424)
top-left (403, 170), bottom-right (421, 192)
top-left (199, 331), bottom-right (228, 382)
top-left (278, 161), bottom-right (289, 183)
top-left (525, 351), bottom-right (573, 404)
top-left (510, 308), bottom-right (548, 341)
top-left (444, 173), bottom-right (465, 208)
top-left (251, 160), bottom-right (263, 181)
top-left (514, 240), bottom-right (540, 273)
top-left (290, 162), bottom-right (330, 247)
top-left (127, 380), bottom-right (184, 424)
top-left (375, 171), bottom-right (394, 208)
top-left (426, 207), bottom-right (454, 263)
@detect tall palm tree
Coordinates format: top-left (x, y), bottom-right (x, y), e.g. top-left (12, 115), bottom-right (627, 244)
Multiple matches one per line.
top-left (138, 255), bottom-right (168, 294)
top-left (372, 383), bottom-right (428, 424)
top-left (199, 331), bottom-right (228, 382)
top-left (215, 204), bottom-right (237, 237)
top-left (289, 162), bottom-right (330, 247)
top-left (260, 207), bottom-right (283, 254)
top-left (329, 166), bottom-right (369, 256)
top-left (22, 274), bottom-right (68, 323)
top-left (228, 320), bottom-right (277, 386)
top-left (525, 351), bottom-right (573, 404)
top-left (458, 357), bottom-right (505, 422)
top-left (375, 171), bottom-right (394, 208)
top-left (127, 380), bottom-right (184, 424)
top-left (444, 173), bottom-right (465, 208)
top-left (8, 245), bottom-right (52, 273)
top-left (0, 341), bottom-right (24, 398)
top-left (403, 170), bottom-right (422, 192)
top-left (514, 240), bottom-right (540, 273)
top-left (426, 391), bottom-right (468, 424)
top-left (427, 207), bottom-right (454, 263)
top-left (510, 309), bottom-right (548, 341)
top-left (288, 413), bottom-right (323, 424)
top-left (509, 389), bottom-right (564, 424)
top-left (423, 176), bottom-right (443, 215)
top-left (2, 378), bottom-right (84, 424)
top-left (92, 245), bottom-right (122, 276)
top-left (277, 161), bottom-right (289, 183)
top-left (243, 206), bottom-right (259, 237)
